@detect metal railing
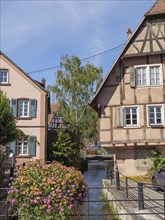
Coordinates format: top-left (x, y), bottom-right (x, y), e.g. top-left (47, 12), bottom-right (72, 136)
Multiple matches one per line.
top-left (106, 170), bottom-right (165, 219)
top-left (1, 166), bottom-right (165, 219)
top-left (0, 161), bottom-right (30, 219)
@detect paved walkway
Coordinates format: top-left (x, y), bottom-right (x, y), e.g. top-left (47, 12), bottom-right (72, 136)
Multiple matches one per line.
top-left (103, 179), bottom-right (165, 220)
top-left (126, 180), bottom-right (164, 219)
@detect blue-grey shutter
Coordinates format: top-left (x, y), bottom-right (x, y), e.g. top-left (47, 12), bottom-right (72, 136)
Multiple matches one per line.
top-left (11, 99), bottom-right (17, 117)
top-left (29, 136), bottom-right (36, 156)
top-left (116, 107), bottom-right (124, 127)
top-left (9, 140), bottom-right (16, 154)
top-left (30, 99), bottom-right (37, 118)
top-left (130, 66), bottom-right (136, 88)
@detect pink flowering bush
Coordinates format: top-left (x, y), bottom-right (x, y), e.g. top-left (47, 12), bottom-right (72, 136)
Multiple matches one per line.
top-left (8, 160), bottom-right (88, 220)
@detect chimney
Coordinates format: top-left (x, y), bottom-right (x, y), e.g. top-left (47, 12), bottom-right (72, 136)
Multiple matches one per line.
top-left (126, 28), bottom-right (132, 40)
top-left (42, 78), bottom-right (46, 88)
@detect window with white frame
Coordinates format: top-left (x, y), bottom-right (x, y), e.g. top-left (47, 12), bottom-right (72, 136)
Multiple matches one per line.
top-left (147, 105), bottom-right (164, 126)
top-left (0, 70), bottom-right (8, 84)
top-left (133, 64), bottom-right (163, 87)
top-left (17, 137), bottom-right (28, 155)
top-left (124, 107), bottom-right (139, 127)
top-left (136, 66), bottom-right (147, 86)
top-left (18, 100), bottom-right (29, 117)
top-left (150, 66), bottom-right (161, 85)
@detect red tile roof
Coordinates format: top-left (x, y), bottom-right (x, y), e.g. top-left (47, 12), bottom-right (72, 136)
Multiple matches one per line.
top-left (145, 0), bottom-right (165, 16)
top-left (48, 104), bottom-right (59, 124)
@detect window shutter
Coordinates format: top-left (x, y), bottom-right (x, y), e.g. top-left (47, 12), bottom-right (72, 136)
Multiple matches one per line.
top-left (29, 136), bottom-right (36, 156)
top-left (30, 99), bottom-right (37, 118)
top-left (116, 107), bottom-right (124, 127)
top-left (11, 99), bottom-right (17, 117)
top-left (9, 140), bottom-right (16, 154)
top-left (130, 66), bottom-right (136, 88)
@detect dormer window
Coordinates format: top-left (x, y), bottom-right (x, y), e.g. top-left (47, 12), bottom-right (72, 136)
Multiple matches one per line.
top-left (0, 69), bottom-right (9, 84)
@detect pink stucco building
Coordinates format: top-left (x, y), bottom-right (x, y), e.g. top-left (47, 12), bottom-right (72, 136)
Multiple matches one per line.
top-left (0, 51), bottom-right (50, 165)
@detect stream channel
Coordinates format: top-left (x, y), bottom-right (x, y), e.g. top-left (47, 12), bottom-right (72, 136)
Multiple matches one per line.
top-left (69, 161), bottom-right (115, 220)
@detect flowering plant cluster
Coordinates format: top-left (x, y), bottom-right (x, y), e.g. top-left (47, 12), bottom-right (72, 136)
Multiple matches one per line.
top-left (8, 160), bottom-right (88, 220)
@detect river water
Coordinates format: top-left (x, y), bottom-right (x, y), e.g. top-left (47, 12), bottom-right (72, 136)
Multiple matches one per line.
top-left (69, 161), bottom-right (114, 220)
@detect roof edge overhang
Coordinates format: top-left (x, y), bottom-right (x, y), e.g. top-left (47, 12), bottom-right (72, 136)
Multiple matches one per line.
top-left (144, 0), bottom-right (165, 17)
top-left (0, 50), bottom-right (49, 95)
top-left (89, 16), bottom-right (146, 109)
top-left (89, 10), bottom-right (165, 109)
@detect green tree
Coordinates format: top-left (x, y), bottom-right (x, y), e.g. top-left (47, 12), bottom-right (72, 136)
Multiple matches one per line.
top-left (52, 129), bottom-right (79, 166)
top-left (49, 55), bottom-right (102, 166)
top-left (0, 89), bottom-right (17, 146)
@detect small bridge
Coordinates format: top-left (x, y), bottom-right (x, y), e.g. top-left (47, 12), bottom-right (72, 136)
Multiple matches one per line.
top-left (84, 154), bottom-right (114, 161)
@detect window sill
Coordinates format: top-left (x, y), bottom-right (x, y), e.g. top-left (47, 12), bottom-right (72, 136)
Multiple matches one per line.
top-left (15, 155), bottom-right (30, 158)
top-left (124, 126), bottom-right (140, 129)
top-left (136, 85), bottom-right (163, 88)
top-left (0, 83), bottom-right (11, 86)
top-left (149, 124), bottom-right (164, 128)
top-left (16, 117), bottom-right (32, 120)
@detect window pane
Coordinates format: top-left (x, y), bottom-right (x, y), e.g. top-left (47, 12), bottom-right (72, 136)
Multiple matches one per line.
top-left (148, 106), bottom-right (162, 125)
top-left (23, 144), bottom-right (28, 154)
top-left (150, 118), bottom-right (155, 124)
top-left (132, 108), bottom-right (136, 114)
top-left (132, 114), bottom-right (137, 119)
top-left (17, 140), bottom-right (28, 155)
top-left (133, 119), bottom-right (137, 124)
top-left (149, 107), bottom-right (154, 113)
top-left (0, 71), bottom-right (8, 83)
top-left (150, 113), bottom-right (154, 118)
top-left (150, 67), bottom-right (154, 74)
top-left (126, 119), bottom-right (131, 125)
top-left (157, 118), bottom-right (161, 124)
top-left (156, 107), bottom-right (161, 113)
top-left (124, 107), bottom-right (138, 126)
top-left (126, 109), bottom-right (130, 114)
top-left (18, 143), bottom-right (22, 155)
top-left (150, 66), bottom-right (160, 85)
top-left (136, 67), bottom-right (146, 86)
top-left (18, 100), bottom-right (29, 117)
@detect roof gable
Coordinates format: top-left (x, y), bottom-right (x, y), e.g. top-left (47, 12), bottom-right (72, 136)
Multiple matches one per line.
top-left (89, 0), bottom-right (165, 107)
top-left (0, 50), bottom-right (48, 94)
top-left (48, 104), bottom-right (59, 124)
top-left (145, 0), bottom-right (165, 16)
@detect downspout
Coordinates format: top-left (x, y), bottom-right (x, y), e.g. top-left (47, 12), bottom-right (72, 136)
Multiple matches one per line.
top-left (45, 92), bottom-right (50, 162)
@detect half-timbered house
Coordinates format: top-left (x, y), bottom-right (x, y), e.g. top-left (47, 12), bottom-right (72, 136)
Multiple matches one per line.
top-left (90, 0), bottom-right (165, 175)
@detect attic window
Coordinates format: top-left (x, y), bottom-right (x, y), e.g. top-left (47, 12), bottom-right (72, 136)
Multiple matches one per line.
top-left (0, 69), bottom-right (8, 84)
top-left (130, 64), bottom-right (163, 88)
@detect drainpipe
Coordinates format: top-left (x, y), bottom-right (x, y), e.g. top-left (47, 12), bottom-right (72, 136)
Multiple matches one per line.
top-left (45, 92), bottom-right (50, 162)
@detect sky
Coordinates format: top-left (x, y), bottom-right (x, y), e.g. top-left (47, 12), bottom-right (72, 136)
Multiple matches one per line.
top-left (1, 0), bottom-right (155, 89)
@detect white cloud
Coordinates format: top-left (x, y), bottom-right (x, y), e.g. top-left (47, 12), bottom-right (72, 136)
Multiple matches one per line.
top-left (1, 0), bottom-right (153, 82)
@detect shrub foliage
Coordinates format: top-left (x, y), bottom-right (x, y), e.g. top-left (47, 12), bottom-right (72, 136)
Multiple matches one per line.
top-left (8, 160), bottom-right (87, 220)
